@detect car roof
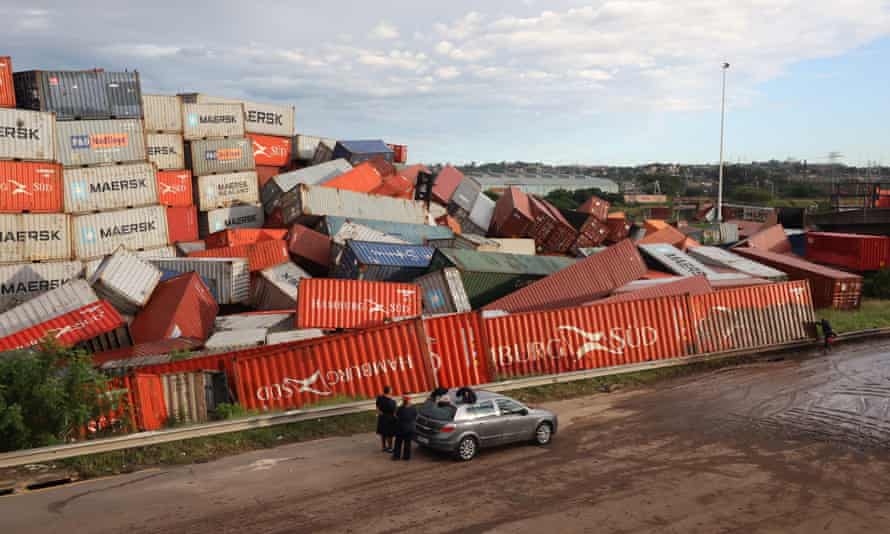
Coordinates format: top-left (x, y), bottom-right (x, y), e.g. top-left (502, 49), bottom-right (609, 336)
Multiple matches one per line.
top-left (445, 388), bottom-right (503, 404)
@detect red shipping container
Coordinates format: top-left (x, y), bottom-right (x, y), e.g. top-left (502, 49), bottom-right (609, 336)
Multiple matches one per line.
top-left (321, 158), bottom-right (394, 193)
top-left (234, 319), bottom-right (433, 411)
top-left (0, 56), bottom-right (13, 108)
top-left (205, 228), bottom-right (288, 249)
top-left (484, 295), bottom-right (692, 379)
top-left (166, 206), bottom-right (199, 243)
top-left (0, 301), bottom-right (124, 351)
top-left (92, 336), bottom-right (203, 366)
top-left (491, 187), bottom-right (534, 237)
top-left (539, 198), bottom-right (578, 253)
top-left (189, 239), bottom-right (289, 272)
top-left (572, 216), bottom-right (609, 251)
top-left (121, 373), bottom-right (168, 431)
top-left (708, 277), bottom-right (772, 290)
top-left (256, 165), bottom-right (280, 189)
top-left (0, 161), bottom-right (63, 212)
top-left (397, 164), bottom-right (429, 185)
top-left (156, 170), bottom-right (193, 208)
top-left (423, 312), bottom-right (490, 389)
top-left (743, 224), bottom-right (791, 253)
top-left (596, 275), bottom-right (712, 305)
top-left (577, 195), bottom-right (610, 221)
top-left (639, 226), bottom-right (686, 248)
top-left (387, 143), bottom-right (408, 164)
top-left (288, 224), bottom-right (332, 271)
top-left (129, 272), bottom-right (218, 345)
top-left (247, 134), bottom-right (291, 167)
top-left (605, 215), bottom-right (631, 242)
top-left (296, 278), bottom-right (422, 330)
top-left (805, 232), bottom-right (890, 272)
top-left (431, 166), bottom-right (465, 205)
top-left (372, 173), bottom-right (414, 199)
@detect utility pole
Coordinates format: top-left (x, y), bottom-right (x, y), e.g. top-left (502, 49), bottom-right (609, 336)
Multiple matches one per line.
top-left (717, 62), bottom-right (730, 222)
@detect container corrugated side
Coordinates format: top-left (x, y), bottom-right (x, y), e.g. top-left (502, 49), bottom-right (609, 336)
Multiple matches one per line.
top-left (0, 161), bottom-right (63, 213)
top-left (266, 329), bottom-right (325, 345)
top-left (252, 261), bottom-right (311, 310)
top-left (130, 272), bottom-right (218, 344)
top-left (294, 134), bottom-right (337, 161)
top-left (489, 238), bottom-right (536, 256)
top-left (89, 248), bottom-right (163, 314)
top-left (205, 329), bottom-right (267, 351)
top-left (596, 275), bottom-right (712, 305)
top-left (196, 171), bottom-right (259, 211)
top-left (423, 312), bottom-right (490, 388)
top-left (0, 261), bottom-right (84, 312)
top-left (0, 108), bottom-right (56, 161)
top-left (156, 169), bottom-right (192, 207)
top-left (205, 228), bottom-right (288, 249)
top-left (805, 232), bottom-right (890, 272)
top-left (468, 192), bottom-right (495, 233)
top-left (448, 177), bottom-right (482, 214)
top-left (320, 216), bottom-right (452, 245)
top-left (84, 246), bottom-right (176, 279)
top-left (146, 257), bottom-right (250, 304)
top-left (261, 159), bottom-right (352, 214)
top-left (214, 311), bottom-right (294, 332)
top-left (0, 57), bottom-right (13, 108)
top-left (142, 94), bottom-right (182, 133)
top-left (55, 119), bottom-right (146, 167)
top-left (182, 103), bottom-right (245, 140)
top-left (241, 101), bottom-right (295, 137)
top-left (188, 137), bottom-right (256, 177)
top-left (199, 204), bottom-right (264, 235)
top-left (687, 246), bottom-right (788, 282)
top-left (296, 278), bottom-right (422, 329)
top-left (0, 213), bottom-right (71, 263)
top-left (484, 295), bottom-right (693, 379)
top-left (283, 184), bottom-right (428, 226)
top-left (491, 187), bottom-right (533, 238)
top-left (0, 300), bottom-right (124, 352)
top-left (333, 241), bottom-right (434, 282)
top-left (146, 133), bottom-right (185, 170)
top-left (234, 320), bottom-right (433, 411)
top-left (161, 372), bottom-right (209, 424)
top-left (189, 239), bottom-right (288, 272)
top-left (639, 243), bottom-right (717, 277)
top-left (14, 71), bottom-right (104, 120)
top-left (247, 133), bottom-right (291, 167)
top-left (72, 206), bottom-right (170, 260)
top-left (0, 279), bottom-right (97, 337)
top-left (63, 163), bottom-right (158, 213)
top-left (416, 268), bottom-right (472, 315)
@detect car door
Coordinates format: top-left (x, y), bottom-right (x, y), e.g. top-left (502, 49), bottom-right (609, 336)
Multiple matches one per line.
top-left (464, 400), bottom-right (500, 446)
top-left (494, 398), bottom-right (530, 443)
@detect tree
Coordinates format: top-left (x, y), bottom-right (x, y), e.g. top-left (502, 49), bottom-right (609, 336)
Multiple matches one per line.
top-left (730, 186), bottom-right (773, 203)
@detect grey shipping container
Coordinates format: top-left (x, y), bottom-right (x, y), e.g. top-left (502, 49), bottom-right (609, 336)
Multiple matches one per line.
top-left (241, 101), bottom-right (295, 137)
top-left (0, 108), bottom-right (56, 161)
top-left (198, 204), bottom-right (264, 236)
top-left (161, 372), bottom-right (209, 424)
top-left (182, 103), bottom-right (245, 140)
top-left (55, 119), bottom-right (146, 167)
top-left (318, 216), bottom-right (453, 245)
top-left (468, 192), bottom-right (495, 233)
top-left (0, 213), bottom-right (71, 263)
top-left (187, 137), bottom-right (255, 176)
top-left (293, 134), bottom-right (337, 161)
top-left (0, 261), bottom-right (85, 313)
top-left (175, 240), bottom-right (205, 256)
top-left (146, 133), bottom-right (185, 170)
top-left (196, 171), bottom-right (259, 211)
top-left (281, 184), bottom-right (427, 227)
top-left (13, 70), bottom-right (142, 120)
top-left (266, 329), bottom-right (325, 345)
top-left (311, 141), bottom-right (334, 165)
top-left (0, 279), bottom-right (98, 338)
top-left (427, 234), bottom-right (500, 251)
top-left (89, 247), bottom-right (162, 314)
top-left (63, 162), bottom-right (158, 213)
top-left (84, 245), bottom-right (177, 278)
top-left (147, 257), bottom-right (250, 304)
top-left (214, 311), bottom-right (293, 332)
top-left (638, 243), bottom-right (717, 278)
top-left (687, 246), bottom-right (789, 282)
top-left (72, 205), bottom-right (170, 260)
top-left (415, 267), bottom-right (472, 315)
top-left (261, 159), bottom-right (352, 214)
top-left (204, 329), bottom-right (267, 351)
top-left (448, 177), bottom-right (482, 214)
top-left (142, 94), bottom-right (182, 132)
top-left (252, 261), bottom-right (311, 311)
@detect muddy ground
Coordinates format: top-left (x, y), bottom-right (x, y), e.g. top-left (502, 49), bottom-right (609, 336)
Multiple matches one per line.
top-left (3, 339), bottom-right (890, 533)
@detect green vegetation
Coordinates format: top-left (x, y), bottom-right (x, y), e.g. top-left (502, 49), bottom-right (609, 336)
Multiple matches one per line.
top-left (819, 299), bottom-right (890, 333)
top-left (544, 187), bottom-right (622, 211)
top-left (213, 402), bottom-right (258, 421)
top-left (864, 270), bottom-right (890, 299)
top-left (730, 185), bottom-right (773, 203)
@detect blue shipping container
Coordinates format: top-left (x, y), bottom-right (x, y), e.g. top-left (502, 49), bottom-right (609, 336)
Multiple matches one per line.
top-left (334, 241), bottom-right (435, 282)
top-left (319, 216), bottom-right (453, 245)
top-left (332, 140), bottom-right (394, 165)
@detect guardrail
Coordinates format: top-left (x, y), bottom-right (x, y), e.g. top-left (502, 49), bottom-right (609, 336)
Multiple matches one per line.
top-left (2, 329), bottom-right (888, 469)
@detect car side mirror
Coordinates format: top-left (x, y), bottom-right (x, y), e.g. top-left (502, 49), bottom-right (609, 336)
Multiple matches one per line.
top-left (519, 408), bottom-right (529, 416)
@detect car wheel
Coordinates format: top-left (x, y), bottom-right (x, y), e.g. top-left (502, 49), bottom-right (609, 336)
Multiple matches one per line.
top-left (534, 422), bottom-right (553, 445)
top-left (455, 436), bottom-right (478, 461)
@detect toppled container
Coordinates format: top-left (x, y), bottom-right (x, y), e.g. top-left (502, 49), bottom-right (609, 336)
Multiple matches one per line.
top-left (72, 206), bottom-right (169, 260)
top-left (0, 161), bottom-right (63, 213)
top-left (199, 204), bottom-right (264, 235)
top-left (805, 232), bottom-right (890, 272)
top-left (639, 243), bottom-right (717, 278)
top-left (14, 70), bottom-right (142, 120)
top-left (0, 300), bottom-right (124, 352)
top-left (296, 278), bottom-right (422, 329)
top-left (92, 337), bottom-right (203, 366)
top-left (318, 215), bottom-right (452, 245)
top-left (447, 176), bottom-right (482, 217)
top-left (215, 310), bottom-right (293, 332)
top-left (287, 224), bottom-right (332, 274)
top-left (332, 140), bottom-right (394, 165)
top-left (293, 134), bottom-right (337, 161)
top-left (0, 260), bottom-right (84, 312)
top-left (182, 103), bottom-right (245, 140)
top-left (128, 272), bottom-right (217, 345)
top-left (146, 133), bottom-right (185, 170)
top-left (311, 141), bottom-right (334, 165)
top-left (423, 312), bottom-right (490, 388)
top-left (598, 275), bottom-right (712, 305)
top-left (605, 214), bottom-right (631, 242)
top-left (189, 239), bottom-right (289, 272)
top-left (491, 187), bottom-right (533, 237)
top-left (55, 119), bottom-right (146, 167)
top-left (89, 247), bottom-right (162, 314)
top-left (427, 233), bottom-right (500, 252)
top-left (252, 261), bottom-right (311, 310)
top-left (261, 158), bottom-right (352, 214)
top-left (489, 238), bottom-right (536, 255)
top-left (529, 196), bottom-right (577, 253)
top-left (247, 133), bottom-right (291, 167)
top-left (415, 267), bottom-right (472, 315)
top-left (431, 166), bottom-right (465, 205)
top-left (0, 213), bottom-right (72, 263)
top-left (204, 329), bottom-right (267, 351)
top-left (687, 246), bottom-right (789, 282)
top-left (741, 224), bottom-right (791, 253)
top-left (333, 241), bottom-right (434, 282)
top-left (188, 137), bottom-right (256, 176)
top-left (321, 158), bottom-right (393, 194)
top-left (577, 195), bottom-right (610, 221)
top-left (280, 184), bottom-right (428, 227)
top-left (0, 108), bottom-right (56, 161)
top-left (156, 169), bottom-right (193, 208)
top-left (266, 329), bottom-right (325, 346)
top-left (146, 257), bottom-right (250, 304)
top-left (196, 171), bottom-right (260, 211)
top-left (205, 228), bottom-right (287, 249)
top-left (62, 162), bottom-right (158, 213)
top-left (0, 278), bottom-right (98, 337)
top-left (142, 94), bottom-right (182, 133)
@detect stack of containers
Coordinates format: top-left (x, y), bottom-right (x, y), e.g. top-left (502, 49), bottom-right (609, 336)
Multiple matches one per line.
top-left (572, 195), bottom-right (611, 252)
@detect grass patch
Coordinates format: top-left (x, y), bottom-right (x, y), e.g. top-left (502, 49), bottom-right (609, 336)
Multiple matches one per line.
top-left (818, 299), bottom-right (890, 334)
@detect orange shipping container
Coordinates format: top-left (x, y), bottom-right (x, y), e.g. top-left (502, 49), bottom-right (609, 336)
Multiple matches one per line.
top-left (0, 161), bottom-right (63, 212)
top-left (166, 206), bottom-right (199, 243)
top-left (189, 239), bottom-right (289, 272)
top-left (204, 228), bottom-right (288, 249)
top-left (0, 56), bottom-right (13, 108)
top-left (296, 278), bottom-right (422, 330)
top-left (320, 159), bottom-right (394, 193)
top-left (156, 170), bottom-right (193, 208)
top-left (423, 312), bottom-right (490, 389)
top-left (247, 134), bottom-right (291, 167)
top-left (256, 165), bottom-right (280, 189)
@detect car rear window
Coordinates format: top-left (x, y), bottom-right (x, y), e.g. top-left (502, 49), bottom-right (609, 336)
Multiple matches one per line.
top-left (419, 399), bottom-right (456, 421)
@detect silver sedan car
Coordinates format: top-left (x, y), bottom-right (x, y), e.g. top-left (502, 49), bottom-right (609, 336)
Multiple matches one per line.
top-left (413, 389), bottom-right (558, 461)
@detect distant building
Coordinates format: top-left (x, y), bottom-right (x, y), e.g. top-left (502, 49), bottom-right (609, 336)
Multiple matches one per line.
top-left (466, 173), bottom-right (620, 196)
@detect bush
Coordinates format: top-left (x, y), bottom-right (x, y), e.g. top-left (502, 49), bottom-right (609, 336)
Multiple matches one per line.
top-left (214, 402), bottom-right (258, 420)
top-left (864, 269), bottom-right (890, 299)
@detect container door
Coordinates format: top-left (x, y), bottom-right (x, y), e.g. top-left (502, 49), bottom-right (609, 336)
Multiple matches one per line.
top-left (133, 373), bottom-right (167, 431)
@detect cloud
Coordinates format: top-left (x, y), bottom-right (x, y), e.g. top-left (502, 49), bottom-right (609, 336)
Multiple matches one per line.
top-left (371, 21), bottom-right (399, 40)
top-left (436, 66), bottom-right (461, 80)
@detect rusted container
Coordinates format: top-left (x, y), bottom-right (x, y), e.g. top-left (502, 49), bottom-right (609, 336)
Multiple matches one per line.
top-left (63, 162), bottom-right (158, 213)
top-left (296, 278), bottom-right (422, 330)
top-left (196, 171), bottom-right (260, 211)
top-left (572, 217), bottom-right (609, 252)
top-left (805, 232), bottom-right (890, 272)
top-left (288, 224), bottom-right (332, 273)
top-left (484, 295), bottom-right (693, 379)
top-left (742, 224), bottom-right (791, 253)
top-left (577, 195), bottom-right (610, 221)
top-left (189, 239), bottom-right (288, 272)
top-left (156, 169), bottom-right (193, 207)
top-left (538, 198), bottom-right (578, 253)
top-left (491, 187), bottom-right (533, 237)
top-left (146, 257), bottom-right (249, 304)
top-left (423, 312), bottom-right (490, 388)
top-left (142, 94), bottom-right (182, 133)
top-left (0, 213), bottom-right (71, 263)
top-left (55, 119), bottom-right (146, 167)
top-left (431, 166), bottom-right (465, 205)
top-left (0, 57), bottom-right (13, 108)
top-left (0, 300), bottom-right (124, 352)
top-left (121, 373), bottom-right (167, 431)
top-left (252, 261), bottom-right (311, 310)
top-left (734, 247), bottom-right (863, 309)
top-left (247, 134), bottom-right (291, 167)
top-left (182, 103), bottom-right (245, 140)
top-left (320, 158), bottom-right (393, 194)
top-left (0, 261), bottom-right (84, 312)
top-left (234, 319), bottom-right (433, 411)
top-left (89, 247), bottom-right (162, 314)
top-left (188, 137), bottom-right (255, 177)
top-left (199, 204), bottom-right (264, 235)
top-left (482, 239), bottom-right (646, 313)
top-left (0, 161), bottom-right (63, 213)
top-left (689, 280), bottom-right (815, 354)
top-left (129, 272), bottom-right (218, 344)
top-left (166, 206), bottom-right (199, 244)
top-left (72, 206), bottom-right (169, 260)
top-left (0, 108), bottom-right (56, 161)
top-left (146, 133), bottom-right (185, 170)
top-left (597, 275), bottom-right (712, 305)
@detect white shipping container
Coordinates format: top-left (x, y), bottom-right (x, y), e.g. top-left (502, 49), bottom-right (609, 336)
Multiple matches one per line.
top-left (182, 103), bottom-right (245, 140)
top-left (198, 204), bottom-right (264, 236)
top-left (72, 206), bottom-right (170, 260)
top-left (639, 243), bottom-right (718, 278)
top-left (89, 247), bottom-right (162, 314)
top-left (0, 108), bottom-right (56, 161)
top-left (146, 257), bottom-right (249, 304)
top-left (0, 261), bottom-right (85, 313)
top-left (161, 372), bottom-right (209, 424)
top-left (196, 171), bottom-right (259, 211)
top-left (242, 101), bottom-right (295, 137)
top-left (266, 329), bottom-right (325, 346)
top-left (146, 133), bottom-right (185, 170)
top-left (142, 95), bottom-right (183, 132)
top-left (294, 135), bottom-right (337, 161)
top-left (261, 158), bottom-right (352, 214)
top-left (0, 214), bottom-right (71, 263)
top-left (55, 119), bottom-right (146, 167)
top-left (203, 328), bottom-right (267, 350)
top-left (214, 311), bottom-right (293, 332)
top-left (252, 261), bottom-right (311, 311)
top-left (188, 137), bottom-right (255, 177)
top-left (282, 184), bottom-right (428, 226)
top-left (84, 245), bottom-right (178, 279)
top-left (489, 238), bottom-right (537, 256)
top-left (330, 222), bottom-right (408, 266)
top-left (468, 192), bottom-right (495, 233)
top-left (63, 162), bottom-right (158, 213)
top-left (0, 279), bottom-right (98, 338)
top-left (687, 246), bottom-right (789, 282)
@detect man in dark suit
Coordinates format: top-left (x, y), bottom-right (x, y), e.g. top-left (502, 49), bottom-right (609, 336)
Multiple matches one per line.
top-left (392, 396), bottom-right (418, 461)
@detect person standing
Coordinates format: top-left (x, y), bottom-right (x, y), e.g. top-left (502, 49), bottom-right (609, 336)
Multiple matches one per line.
top-left (820, 318), bottom-right (837, 352)
top-left (392, 395), bottom-right (418, 461)
top-left (376, 386), bottom-right (397, 453)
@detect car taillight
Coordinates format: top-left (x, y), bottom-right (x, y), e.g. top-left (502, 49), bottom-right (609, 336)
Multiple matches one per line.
top-left (440, 423), bottom-right (456, 433)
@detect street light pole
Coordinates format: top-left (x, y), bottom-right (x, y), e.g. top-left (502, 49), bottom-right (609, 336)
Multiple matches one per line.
top-left (717, 62), bottom-right (730, 223)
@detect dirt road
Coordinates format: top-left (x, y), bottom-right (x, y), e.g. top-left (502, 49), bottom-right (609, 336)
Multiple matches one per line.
top-left (4, 339), bottom-right (890, 533)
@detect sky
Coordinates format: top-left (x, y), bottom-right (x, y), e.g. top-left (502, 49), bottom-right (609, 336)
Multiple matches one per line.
top-left (3, 1), bottom-right (890, 166)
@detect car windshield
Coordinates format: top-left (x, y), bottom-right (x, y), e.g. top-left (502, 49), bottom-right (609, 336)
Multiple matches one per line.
top-left (419, 399), bottom-right (457, 421)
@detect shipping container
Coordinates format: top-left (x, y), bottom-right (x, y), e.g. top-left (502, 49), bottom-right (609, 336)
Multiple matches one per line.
top-left (182, 103), bottom-right (245, 140)
top-left (0, 108), bottom-right (56, 161)
top-left (742, 224), bottom-right (791, 253)
top-left (687, 246), bottom-right (789, 282)
top-left (530, 197), bottom-right (577, 253)
top-left (0, 278), bottom-right (97, 337)
top-left (0, 213), bottom-right (71, 263)
top-left (0, 57), bottom-right (13, 108)
top-left (205, 329), bottom-right (267, 351)
top-left (0, 261), bottom-right (84, 313)
top-left (281, 184), bottom-right (428, 227)
top-left (0, 161), bottom-right (62, 213)
top-left (240, 101), bottom-right (295, 137)
top-left (321, 159), bottom-right (393, 194)
top-left (72, 206), bottom-right (169, 260)
top-left (805, 232), bottom-right (890, 272)
top-left (387, 143), bottom-right (408, 164)
top-left (606, 215), bottom-right (631, 243)
top-left (215, 311), bottom-right (293, 332)
top-left (482, 239), bottom-right (646, 313)
top-left (92, 337), bottom-right (203, 366)
top-left (639, 225), bottom-right (687, 248)
top-left (311, 141), bottom-right (334, 165)
top-left (142, 94), bottom-right (182, 133)
top-left (146, 257), bottom-right (249, 304)
top-left (487, 238), bottom-right (534, 255)
top-left (328, 221), bottom-right (409, 267)
top-left (189, 239), bottom-right (289, 272)
top-left (689, 281), bottom-right (815, 354)
top-left (196, 171), bottom-right (259, 210)
top-left (427, 248), bottom-right (577, 309)
top-left (63, 162), bottom-right (158, 213)
top-left (572, 217), bottom-right (609, 252)
top-left (146, 133), bottom-right (185, 170)
top-left (373, 172), bottom-right (414, 199)
top-left (293, 134), bottom-right (337, 161)
top-left (55, 119), bottom-right (145, 167)
top-left (577, 195), bottom-right (610, 221)
top-left (431, 166), bottom-right (465, 205)
top-left (188, 137), bottom-right (255, 177)
top-left (319, 216), bottom-right (452, 245)
top-left (639, 243), bottom-right (717, 277)
top-left (426, 233), bottom-right (501, 252)
top-left (14, 70), bottom-right (142, 120)
top-left (164, 205), bottom-right (198, 244)
top-left (597, 275), bottom-right (712, 305)
top-left (252, 261), bottom-right (311, 310)
top-left (0, 300), bottom-right (124, 352)
top-left (423, 312), bottom-right (490, 388)
top-left (491, 187), bottom-right (534, 237)
top-left (334, 241), bottom-right (435, 282)
top-left (261, 159), bottom-right (352, 214)
top-left (247, 133), bottom-right (290, 167)
top-left (448, 176), bottom-right (482, 216)
top-left (296, 278), bottom-right (422, 329)
top-left (156, 169), bottom-right (192, 207)
top-left (205, 227), bottom-right (287, 249)
top-left (89, 247), bottom-right (162, 314)
top-left (234, 319), bottom-right (433, 411)
top-left (287, 224), bottom-right (332, 272)
top-left (199, 204), bottom-right (264, 235)
top-left (161, 372), bottom-right (210, 424)
top-left (83, 245), bottom-right (176, 279)
top-left (332, 140), bottom-right (394, 165)
top-left (415, 268), bottom-right (472, 315)
top-left (468, 192), bottom-right (495, 234)
top-left (254, 165), bottom-right (278, 189)
top-left (708, 276), bottom-right (773, 291)
top-left (266, 329), bottom-right (325, 346)
top-left (175, 240), bottom-right (205, 256)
